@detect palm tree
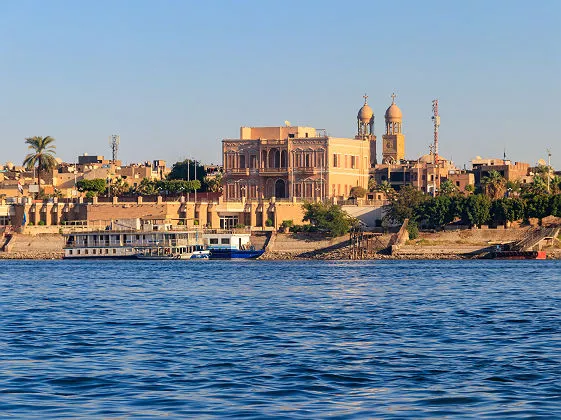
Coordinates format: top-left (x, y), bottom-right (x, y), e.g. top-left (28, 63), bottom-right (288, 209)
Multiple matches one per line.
top-left (22, 136), bottom-right (58, 196)
top-left (481, 170), bottom-right (506, 199)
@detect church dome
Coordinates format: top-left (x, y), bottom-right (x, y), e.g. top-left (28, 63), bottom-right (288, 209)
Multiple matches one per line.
top-left (357, 103), bottom-right (373, 123)
top-left (385, 102), bottom-right (402, 121)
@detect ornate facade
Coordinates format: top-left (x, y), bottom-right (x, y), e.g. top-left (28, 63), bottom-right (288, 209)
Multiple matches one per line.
top-left (222, 125), bottom-right (370, 202)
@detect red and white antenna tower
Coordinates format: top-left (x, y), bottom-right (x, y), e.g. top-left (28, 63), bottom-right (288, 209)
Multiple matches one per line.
top-left (431, 99), bottom-right (440, 164)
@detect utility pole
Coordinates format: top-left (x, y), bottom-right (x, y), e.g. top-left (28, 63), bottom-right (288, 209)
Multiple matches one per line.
top-left (547, 149), bottom-right (552, 193)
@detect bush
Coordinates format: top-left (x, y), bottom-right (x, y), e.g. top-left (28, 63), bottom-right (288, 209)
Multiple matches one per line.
top-left (38, 220), bottom-right (46, 226)
top-left (27, 222), bottom-right (34, 226)
top-left (265, 218), bottom-right (274, 227)
top-left (407, 220), bottom-right (419, 240)
top-left (349, 186), bottom-right (367, 199)
top-left (194, 220), bottom-right (199, 226)
top-left (234, 223), bottom-right (245, 229)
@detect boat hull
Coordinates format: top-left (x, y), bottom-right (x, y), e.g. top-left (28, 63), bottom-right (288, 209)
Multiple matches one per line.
top-left (490, 250), bottom-right (546, 260)
top-left (209, 249), bottom-right (264, 259)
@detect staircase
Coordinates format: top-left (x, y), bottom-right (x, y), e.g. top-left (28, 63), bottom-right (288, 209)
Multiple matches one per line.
top-left (512, 226), bottom-right (560, 251)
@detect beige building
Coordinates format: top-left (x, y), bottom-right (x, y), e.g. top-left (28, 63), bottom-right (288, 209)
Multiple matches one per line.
top-left (222, 122), bottom-right (371, 202)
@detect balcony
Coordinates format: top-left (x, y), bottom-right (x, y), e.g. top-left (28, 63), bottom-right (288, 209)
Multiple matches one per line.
top-left (226, 168), bottom-right (250, 175)
top-left (258, 167), bottom-right (288, 176)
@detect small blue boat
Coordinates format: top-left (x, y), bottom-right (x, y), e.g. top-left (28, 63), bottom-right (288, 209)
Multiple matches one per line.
top-left (204, 231), bottom-right (264, 260)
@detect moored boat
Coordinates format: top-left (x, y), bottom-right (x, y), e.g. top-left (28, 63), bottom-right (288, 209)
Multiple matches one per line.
top-left (63, 220), bottom-right (205, 259)
top-left (204, 231), bottom-right (264, 259)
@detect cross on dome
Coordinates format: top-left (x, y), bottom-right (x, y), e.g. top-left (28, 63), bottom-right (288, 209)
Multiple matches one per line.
top-left (391, 92), bottom-right (397, 103)
top-left (363, 93), bottom-right (368, 104)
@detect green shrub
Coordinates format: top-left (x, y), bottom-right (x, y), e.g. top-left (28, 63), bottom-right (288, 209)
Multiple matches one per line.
top-left (38, 220), bottom-right (46, 226)
top-left (407, 220), bottom-right (419, 240)
top-left (265, 218), bottom-right (273, 227)
top-left (27, 222), bottom-right (34, 226)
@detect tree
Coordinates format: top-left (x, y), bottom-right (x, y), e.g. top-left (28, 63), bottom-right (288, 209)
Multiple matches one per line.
top-left (368, 177), bottom-right (377, 192)
top-left (22, 136), bottom-right (58, 194)
top-left (168, 159), bottom-right (207, 189)
top-left (550, 194), bottom-right (561, 217)
top-left (76, 178), bottom-right (107, 196)
top-left (481, 170), bottom-right (506, 199)
top-left (506, 180), bottom-right (521, 197)
top-left (349, 186), bottom-right (367, 199)
top-left (417, 195), bottom-right (456, 229)
top-left (110, 177), bottom-right (131, 196)
top-left (525, 194), bottom-right (551, 222)
top-left (385, 185), bottom-right (427, 224)
top-left (156, 179), bottom-right (201, 195)
top-left (135, 178), bottom-right (158, 195)
top-left (438, 179), bottom-right (457, 196)
top-left (490, 197), bottom-right (525, 226)
top-left (461, 194), bottom-right (491, 227)
top-left (204, 173), bottom-right (223, 193)
top-left (376, 180), bottom-right (397, 201)
top-left (302, 202), bottom-right (355, 237)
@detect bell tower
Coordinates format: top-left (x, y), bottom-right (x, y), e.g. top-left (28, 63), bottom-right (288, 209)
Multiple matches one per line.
top-left (382, 93), bottom-right (405, 163)
top-left (355, 94), bottom-right (377, 166)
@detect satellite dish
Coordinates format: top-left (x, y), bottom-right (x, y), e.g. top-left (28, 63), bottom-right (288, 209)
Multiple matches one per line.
top-left (538, 159), bottom-right (546, 166)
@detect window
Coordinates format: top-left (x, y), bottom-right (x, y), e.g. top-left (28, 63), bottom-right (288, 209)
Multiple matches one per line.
top-left (210, 238), bottom-right (219, 245)
top-left (305, 133), bottom-right (309, 138)
top-left (351, 156), bottom-right (356, 169)
top-left (69, 250), bottom-right (73, 255)
top-left (456, 181), bottom-right (460, 187)
top-left (113, 249), bottom-right (117, 254)
top-left (239, 155), bottom-right (246, 169)
top-left (333, 154), bottom-right (339, 167)
top-left (305, 154), bottom-right (311, 167)
top-left (250, 155), bottom-right (257, 168)
top-left (221, 238), bottom-right (230, 245)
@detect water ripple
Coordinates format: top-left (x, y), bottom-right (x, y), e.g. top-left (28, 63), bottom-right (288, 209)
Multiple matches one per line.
top-left (0, 259), bottom-right (560, 418)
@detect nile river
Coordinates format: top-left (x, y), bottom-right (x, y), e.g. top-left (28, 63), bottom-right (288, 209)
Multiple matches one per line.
top-left (1, 260), bottom-right (560, 418)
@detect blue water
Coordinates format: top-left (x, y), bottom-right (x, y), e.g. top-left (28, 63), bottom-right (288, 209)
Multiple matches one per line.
top-left (1, 260), bottom-right (560, 418)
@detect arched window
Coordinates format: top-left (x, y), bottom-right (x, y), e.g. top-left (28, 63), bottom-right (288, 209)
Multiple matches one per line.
top-left (275, 179), bottom-right (286, 198)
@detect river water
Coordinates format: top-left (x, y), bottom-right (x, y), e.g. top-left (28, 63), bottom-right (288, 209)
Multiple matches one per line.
top-left (1, 260), bottom-right (560, 418)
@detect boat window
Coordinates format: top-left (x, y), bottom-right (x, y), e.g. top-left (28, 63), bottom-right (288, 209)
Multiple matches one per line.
top-left (77, 250), bottom-right (80, 255)
top-left (85, 250), bottom-right (89, 255)
top-left (221, 238), bottom-right (230, 245)
top-left (113, 249), bottom-right (117, 254)
top-left (209, 238), bottom-right (219, 245)
top-left (69, 250), bottom-right (73, 255)
top-left (93, 249), bottom-right (96, 254)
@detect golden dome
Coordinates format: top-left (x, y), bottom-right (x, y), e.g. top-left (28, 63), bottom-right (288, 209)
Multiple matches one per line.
top-left (385, 93), bottom-right (402, 121)
top-left (385, 103), bottom-right (402, 121)
top-left (357, 103), bottom-right (373, 123)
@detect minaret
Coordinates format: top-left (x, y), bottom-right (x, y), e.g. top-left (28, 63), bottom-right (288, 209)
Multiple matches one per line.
top-left (382, 93), bottom-right (405, 163)
top-left (356, 94), bottom-right (377, 166)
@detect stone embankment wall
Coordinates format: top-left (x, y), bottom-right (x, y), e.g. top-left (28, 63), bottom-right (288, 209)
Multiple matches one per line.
top-left (261, 232), bottom-right (393, 260)
top-left (1, 233), bottom-right (65, 259)
top-left (395, 227), bottom-right (532, 259)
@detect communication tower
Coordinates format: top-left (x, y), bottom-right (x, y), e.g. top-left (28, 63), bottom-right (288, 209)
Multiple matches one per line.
top-left (110, 135), bottom-right (120, 164)
top-left (431, 99), bottom-right (440, 164)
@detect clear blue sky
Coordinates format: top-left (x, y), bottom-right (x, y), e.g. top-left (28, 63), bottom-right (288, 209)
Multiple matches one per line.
top-left (1, 0), bottom-right (560, 168)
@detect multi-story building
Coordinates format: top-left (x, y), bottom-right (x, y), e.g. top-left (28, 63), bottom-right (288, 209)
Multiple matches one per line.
top-left (222, 121), bottom-right (371, 202)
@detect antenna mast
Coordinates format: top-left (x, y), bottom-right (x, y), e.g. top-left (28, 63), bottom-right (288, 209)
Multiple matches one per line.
top-left (110, 135), bottom-right (120, 164)
top-left (431, 99), bottom-right (440, 164)
top-left (547, 148), bottom-right (552, 193)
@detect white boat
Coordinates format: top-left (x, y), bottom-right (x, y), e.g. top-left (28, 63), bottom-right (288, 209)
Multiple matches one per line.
top-left (135, 245), bottom-right (210, 260)
top-left (63, 220), bottom-right (206, 259)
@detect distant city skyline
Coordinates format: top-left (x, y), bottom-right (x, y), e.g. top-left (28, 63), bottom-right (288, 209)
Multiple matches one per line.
top-left (1, 0), bottom-right (559, 168)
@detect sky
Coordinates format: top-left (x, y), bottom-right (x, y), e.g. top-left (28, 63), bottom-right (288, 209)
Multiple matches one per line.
top-left (1, 0), bottom-right (560, 169)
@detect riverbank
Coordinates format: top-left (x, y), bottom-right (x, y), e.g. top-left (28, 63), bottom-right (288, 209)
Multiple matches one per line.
top-left (1, 228), bottom-right (560, 260)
